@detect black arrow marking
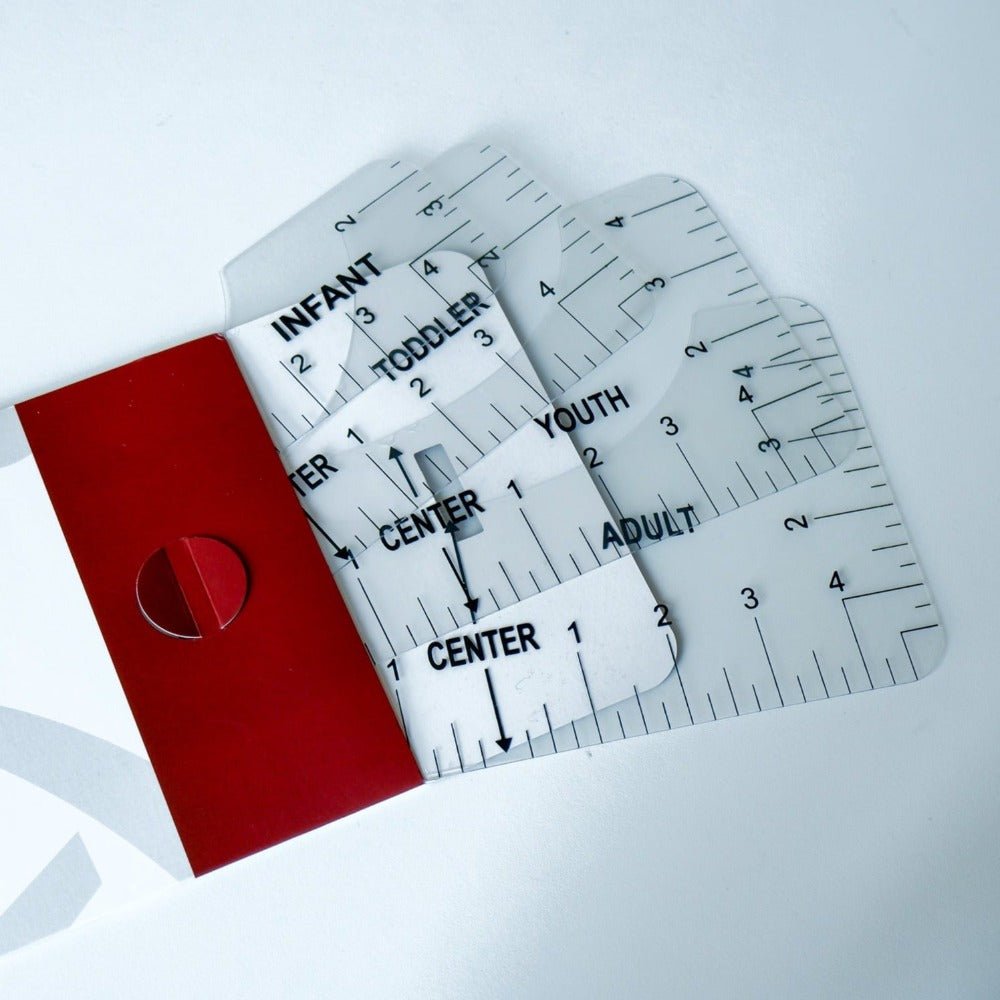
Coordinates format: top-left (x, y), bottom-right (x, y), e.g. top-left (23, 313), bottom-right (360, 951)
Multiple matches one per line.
top-left (443, 524), bottom-right (479, 619)
top-left (388, 446), bottom-right (418, 497)
top-left (484, 668), bottom-right (511, 752)
top-left (304, 511), bottom-right (357, 567)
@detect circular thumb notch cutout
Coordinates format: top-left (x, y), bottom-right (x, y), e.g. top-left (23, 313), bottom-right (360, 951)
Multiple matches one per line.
top-left (137, 537), bottom-right (248, 639)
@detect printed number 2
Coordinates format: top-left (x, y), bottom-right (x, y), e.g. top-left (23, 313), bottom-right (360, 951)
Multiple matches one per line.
top-left (409, 377), bottom-right (430, 397)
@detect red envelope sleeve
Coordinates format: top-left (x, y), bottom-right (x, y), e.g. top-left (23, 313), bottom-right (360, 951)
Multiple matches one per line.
top-left (17, 335), bottom-right (421, 875)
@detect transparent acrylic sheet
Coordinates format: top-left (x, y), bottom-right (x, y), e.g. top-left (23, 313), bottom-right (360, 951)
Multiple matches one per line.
top-left (338, 148), bottom-right (661, 407)
top-left (222, 156), bottom-right (506, 331)
top-left (390, 300), bottom-right (943, 779)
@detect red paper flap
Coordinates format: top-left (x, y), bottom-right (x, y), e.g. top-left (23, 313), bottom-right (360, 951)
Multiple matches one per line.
top-left (17, 335), bottom-right (421, 875)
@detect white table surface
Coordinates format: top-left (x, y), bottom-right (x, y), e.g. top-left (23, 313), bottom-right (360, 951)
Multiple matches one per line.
top-left (1, 2), bottom-right (997, 996)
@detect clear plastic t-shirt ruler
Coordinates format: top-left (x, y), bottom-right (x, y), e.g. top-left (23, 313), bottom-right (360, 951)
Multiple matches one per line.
top-left (224, 157), bottom-right (515, 445)
top-left (378, 300), bottom-right (942, 775)
top-left (597, 298), bottom-right (944, 741)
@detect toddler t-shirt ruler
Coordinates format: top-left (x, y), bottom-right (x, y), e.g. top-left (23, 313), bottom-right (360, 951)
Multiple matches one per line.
top-left (226, 150), bottom-right (661, 448)
top-left (589, 299), bottom-right (943, 744)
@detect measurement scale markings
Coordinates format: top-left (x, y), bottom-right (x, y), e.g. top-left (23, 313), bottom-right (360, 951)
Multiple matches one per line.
top-left (633, 686), bottom-right (649, 734)
top-left (356, 168), bottom-right (419, 213)
top-left (365, 452), bottom-right (418, 504)
top-left (629, 189), bottom-right (698, 218)
top-left (675, 442), bottom-right (721, 516)
top-left (669, 251), bottom-right (738, 280)
top-left (415, 596), bottom-right (436, 635)
top-left (278, 360), bottom-right (332, 416)
top-left (751, 411), bottom-right (797, 484)
top-left (576, 652), bottom-right (603, 743)
top-left (813, 502), bottom-right (895, 520)
top-left (430, 401), bottom-right (485, 457)
top-left (754, 617), bottom-right (784, 707)
top-left (271, 412), bottom-right (295, 442)
top-left (788, 425), bottom-right (863, 445)
top-left (518, 509), bottom-right (562, 584)
top-left (763, 352), bottom-right (838, 370)
top-left (408, 219), bottom-right (475, 272)
top-left (734, 460), bottom-right (760, 500)
top-left (346, 313), bottom-right (392, 361)
top-left (555, 259), bottom-right (626, 355)
top-left (901, 624), bottom-right (941, 681)
top-left (769, 346), bottom-right (803, 362)
top-left (840, 600), bottom-right (875, 690)
top-left (337, 362), bottom-right (365, 393)
top-left (673, 660), bottom-right (695, 725)
top-left (723, 668), bottom-right (740, 715)
top-left (553, 352), bottom-right (581, 378)
top-left (577, 527), bottom-right (602, 567)
top-left (709, 312), bottom-right (781, 344)
top-left (541, 703), bottom-right (558, 753)
top-left (496, 560), bottom-right (520, 601)
top-left (494, 352), bottom-right (550, 406)
top-left (354, 576), bottom-right (395, 655)
top-left (751, 379), bottom-right (823, 414)
top-left (395, 690), bottom-right (409, 742)
top-left (450, 723), bottom-right (468, 772)
top-left (500, 204), bottom-right (563, 252)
